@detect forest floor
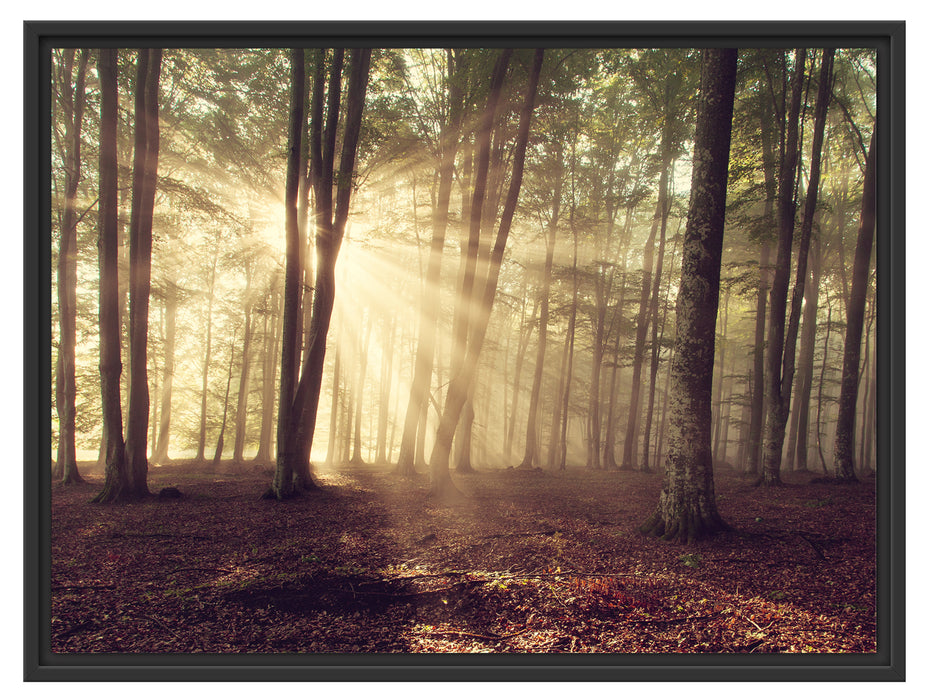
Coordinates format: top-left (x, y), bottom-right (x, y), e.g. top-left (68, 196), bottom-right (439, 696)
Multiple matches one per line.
top-left (49, 462), bottom-right (876, 654)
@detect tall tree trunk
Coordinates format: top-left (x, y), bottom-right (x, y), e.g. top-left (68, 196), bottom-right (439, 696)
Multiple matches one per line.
top-left (761, 49), bottom-right (833, 485)
top-left (125, 48), bottom-right (162, 498)
top-left (151, 282), bottom-right (178, 464)
top-left (254, 273), bottom-right (281, 465)
top-left (270, 48), bottom-right (371, 499)
top-left (270, 48), bottom-right (309, 497)
top-left (93, 48), bottom-right (131, 503)
top-left (375, 315), bottom-right (396, 464)
top-left (429, 49), bottom-right (543, 499)
top-left (834, 130), bottom-right (875, 480)
top-left (396, 49), bottom-right (464, 476)
top-left (197, 247), bottom-right (218, 462)
top-left (55, 48), bottom-right (88, 485)
top-left (623, 151), bottom-right (673, 471)
top-left (760, 49), bottom-right (807, 486)
top-left (350, 314), bottom-right (372, 465)
top-left (233, 282), bottom-right (255, 463)
top-left (213, 334), bottom-right (236, 464)
top-left (642, 203), bottom-right (674, 473)
top-left (790, 235), bottom-right (823, 472)
top-left (519, 144), bottom-right (563, 468)
top-left (640, 48), bottom-right (736, 543)
top-left (712, 289), bottom-right (729, 464)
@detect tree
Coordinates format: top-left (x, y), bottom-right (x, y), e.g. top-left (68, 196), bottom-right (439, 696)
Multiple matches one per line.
top-left (268, 48), bottom-right (372, 499)
top-left (428, 48), bottom-right (544, 499)
top-left (93, 48), bottom-right (130, 503)
top-left (396, 49), bottom-right (465, 477)
top-left (834, 130), bottom-right (875, 479)
top-left (640, 48), bottom-right (737, 543)
top-left (54, 48), bottom-right (89, 485)
top-left (761, 49), bottom-right (834, 485)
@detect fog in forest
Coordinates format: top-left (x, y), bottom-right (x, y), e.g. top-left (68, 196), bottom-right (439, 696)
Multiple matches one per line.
top-left (50, 46), bottom-right (876, 493)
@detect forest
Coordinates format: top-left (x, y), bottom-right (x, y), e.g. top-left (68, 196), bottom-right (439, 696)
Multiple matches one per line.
top-left (48, 45), bottom-right (877, 655)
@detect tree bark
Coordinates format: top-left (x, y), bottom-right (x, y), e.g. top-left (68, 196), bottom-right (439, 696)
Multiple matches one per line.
top-left (834, 130), bottom-right (875, 479)
top-left (151, 282), bottom-right (178, 464)
top-left (125, 48), bottom-right (162, 498)
top-left (640, 48), bottom-right (736, 543)
top-left (429, 49), bottom-right (543, 499)
top-left (93, 48), bottom-right (131, 504)
top-left (55, 48), bottom-right (88, 485)
top-left (760, 49), bottom-right (806, 486)
top-left (519, 143), bottom-right (563, 468)
top-left (397, 49), bottom-right (464, 476)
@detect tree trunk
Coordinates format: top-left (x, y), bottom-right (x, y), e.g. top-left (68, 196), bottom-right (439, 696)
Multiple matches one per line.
top-left (55, 48), bottom-right (88, 485)
top-left (270, 48), bottom-right (371, 498)
top-left (254, 273), bottom-right (281, 465)
top-left (640, 48), bottom-right (736, 543)
top-left (790, 235), bottom-right (823, 472)
top-left (151, 282), bottom-right (178, 464)
top-left (125, 48), bottom-right (162, 499)
top-left (712, 289), bottom-right (729, 464)
top-left (93, 48), bottom-right (131, 504)
top-left (396, 49), bottom-right (464, 476)
top-left (760, 49), bottom-right (807, 486)
top-left (213, 335), bottom-right (236, 464)
top-left (834, 130), bottom-right (875, 480)
top-left (197, 247), bottom-right (218, 462)
top-left (429, 49), bottom-right (543, 499)
top-left (233, 285), bottom-right (255, 463)
top-left (761, 49), bottom-right (833, 485)
top-left (519, 143), bottom-right (562, 469)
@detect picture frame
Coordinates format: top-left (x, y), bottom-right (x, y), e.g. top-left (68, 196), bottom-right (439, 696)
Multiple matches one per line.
top-left (24, 20), bottom-right (905, 681)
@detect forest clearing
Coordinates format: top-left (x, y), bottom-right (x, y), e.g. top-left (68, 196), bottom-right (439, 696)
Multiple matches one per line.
top-left (51, 462), bottom-right (875, 654)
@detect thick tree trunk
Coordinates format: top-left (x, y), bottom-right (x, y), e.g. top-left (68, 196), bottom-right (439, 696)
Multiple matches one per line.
top-left (125, 48), bottom-right (162, 498)
top-left (55, 48), bottom-right (88, 485)
top-left (93, 48), bottom-right (131, 504)
top-left (834, 130), bottom-right (875, 480)
top-left (640, 48), bottom-right (736, 543)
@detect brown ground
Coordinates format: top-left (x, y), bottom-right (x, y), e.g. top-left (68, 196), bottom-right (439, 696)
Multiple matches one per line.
top-left (50, 462), bottom-right (876, 654)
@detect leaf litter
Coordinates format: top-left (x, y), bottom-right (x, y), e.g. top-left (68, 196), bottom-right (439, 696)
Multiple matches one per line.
top-left (50, 463), bottom-right (875, 654)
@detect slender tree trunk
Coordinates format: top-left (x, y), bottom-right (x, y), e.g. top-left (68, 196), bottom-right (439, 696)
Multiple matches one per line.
top-left (429, 49), bottom-right (543, 499)
top-left (397, 50), bottom-right (464, 476)
top-left (350, 314), bottom-right (372, 464)
top-left (760, 49), bottom-right (807, 486)
top-left (55, 48), bottom-right (88, 485)
top-left (93, 48), bottom-right (131, 503)
top-left (834, 130), bottom-right (875, 480)
top-left (197, 248), bottom-right (218, 462)
top-left (519, 144), bottom-right (562, 468)
top-left (213, 334), bottom-right (236, 464)
top-left (254, 274), bottom-right (281, 465)
top-left (376, 315), bottom-right (396, 464)
top-left (640, 48), bottom-right (736, 543)
top-left (712, 289), bottom-right (729, 464)
top-left (125, 48), bottom-right (162, 498)
top-left (151, 283), bottom-right (178, 464)
top-left (642, 204), bottom-right (674, 473)
top-left (791, 235), bottom-right (823, 472)
top-left (233, 285), bottom-right (255, 463)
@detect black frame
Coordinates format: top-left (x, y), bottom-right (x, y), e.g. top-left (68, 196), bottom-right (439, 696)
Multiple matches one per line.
top-left (25, 20), bottom-right (905, 681)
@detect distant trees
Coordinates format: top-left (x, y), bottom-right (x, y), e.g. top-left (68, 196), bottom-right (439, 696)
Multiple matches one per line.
top-left (48, 46), bottom-right (875, 519)
top-left (640, 48), bottom-right (737, 543)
